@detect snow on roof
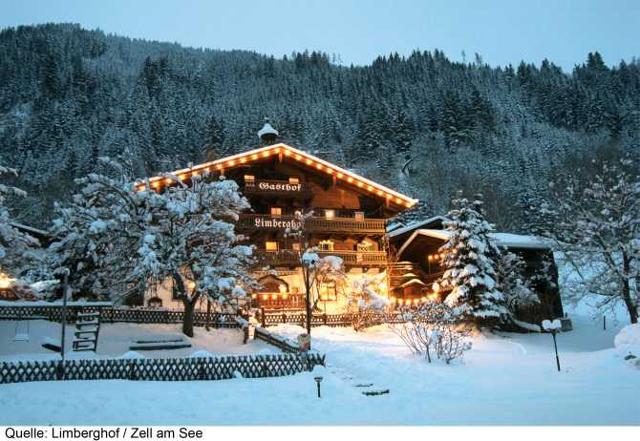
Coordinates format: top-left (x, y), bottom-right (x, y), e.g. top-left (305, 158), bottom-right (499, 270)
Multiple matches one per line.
top-left (257, 122), bottom-right (279, 139)
top-left (397, 229), bottom-right (552, 257)
top-left (400, 279), bottom-right (426, 288)
top-left (387, 216), bottom-right (448, 237)
top-left (138, 143), bottom-right (418, 209)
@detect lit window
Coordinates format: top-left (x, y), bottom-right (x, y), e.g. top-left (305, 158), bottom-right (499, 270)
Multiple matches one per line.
top-left (289, 177), bottom-right (300, 184)
top-left (265, 241), bottom-right (279, 251)
top-left (354, 211), bottom-right (365, 221)
top-left (325, 209), bottom-right (335, 220)
top-left (292, 243), bottom-right (301, 251)
top-left (319, 281), bottom-right (337, 301)
top-left (244, 175), bottom-right (255, 184)
top-left (318, 240), bottom-right (334, 251)
top-left (271, 207), bottom-right (282, 217)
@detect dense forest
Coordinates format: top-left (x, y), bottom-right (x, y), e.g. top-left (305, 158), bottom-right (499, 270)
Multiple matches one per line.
top-left (0, 23), bottom-right (638, 230)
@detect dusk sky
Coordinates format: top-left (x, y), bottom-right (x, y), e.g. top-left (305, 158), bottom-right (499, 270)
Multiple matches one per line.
top-left (2, 0), bottom-right (639, 71)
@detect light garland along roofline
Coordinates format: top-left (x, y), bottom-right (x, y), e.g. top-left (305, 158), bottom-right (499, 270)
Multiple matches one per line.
top-left (135, 143), bottom-right (418, 208)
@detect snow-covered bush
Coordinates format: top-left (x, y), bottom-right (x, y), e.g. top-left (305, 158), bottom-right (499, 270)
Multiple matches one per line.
top-left (390, 302), bottom-right (471, 364)
top-left (495, 251), bottom-right (540, 316)
top-left (615, 323), bottom-right (640, 349)
top-left (438, 194), bottom-right (510, 327)
top-left (348, 273), bottom-right (389, 331)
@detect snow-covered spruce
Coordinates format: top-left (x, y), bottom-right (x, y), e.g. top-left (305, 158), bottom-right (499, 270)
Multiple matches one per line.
top-left (436, 194), bottom-right (510, 327)
top-left (48, 159), bottom-right (256, 336)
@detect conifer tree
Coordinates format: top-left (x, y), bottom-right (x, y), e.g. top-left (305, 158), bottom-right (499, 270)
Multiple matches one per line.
top-left (435, 194), bottom-right (510, 327)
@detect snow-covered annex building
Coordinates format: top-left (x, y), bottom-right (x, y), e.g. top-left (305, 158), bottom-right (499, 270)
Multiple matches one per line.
top-left (388, 216), bottom-right (564, 324)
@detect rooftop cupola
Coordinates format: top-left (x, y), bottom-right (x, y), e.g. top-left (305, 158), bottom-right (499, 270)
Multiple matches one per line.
top-left (258, 118), bottom-right (279, 145)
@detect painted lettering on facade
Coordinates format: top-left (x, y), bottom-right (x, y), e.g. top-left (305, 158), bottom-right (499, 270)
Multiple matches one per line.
top-left (257, 181), bottom-right (302, 192)
top-left (254, 217), bottom-right (302, 230)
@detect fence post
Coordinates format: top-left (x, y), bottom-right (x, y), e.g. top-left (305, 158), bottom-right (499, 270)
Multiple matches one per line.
top-left (323, 313), bottom-right (327, 325)
top-left (261, 307), bottom-right (266, 327)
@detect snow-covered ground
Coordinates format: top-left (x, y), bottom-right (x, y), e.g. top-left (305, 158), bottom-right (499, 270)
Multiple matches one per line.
top-left (0, 321), bottom-right (275, 361)
top-left (0, 313), bottom-right (638, 425)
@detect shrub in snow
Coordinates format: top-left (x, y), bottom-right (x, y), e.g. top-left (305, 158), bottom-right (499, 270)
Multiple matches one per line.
top-left (495, 251), bottom-right (539, 315)
top-left (438, 194), bottom-right (510, 328)
top-left (390, 302), bottom-right (471, 364)
top-left (348, 273), bottom-right (389, 331)
top-left (47, 158), bottom-right (257, 336)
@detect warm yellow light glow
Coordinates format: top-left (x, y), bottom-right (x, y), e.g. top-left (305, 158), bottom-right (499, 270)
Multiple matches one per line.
top-left (367, 185), bottom-right (373, 191)
top-left (377, 190), bottom-right (383, 196)
top-left (306, 159), bottom-right (312, 165)
top-left (216, 164), bottom-right (223, 170)
top-left (228, 160), bottom-right (236, 166)
top-left (251, 154), bottom-right (258, 160)
top-left (295, 154), bottom-right (302, 160)
top-left (395, 198), bottom-right (402, 204)
top-left (240, 157), bottom-right (247, 163)
top-left (357, 182), bottom-right (363, 187)
top-left (262, 151), bottom-right (270, 158)
top-left (0, 273), bottom-right (13, 289)
top-left (282, 294), bottom-right (288, 300)
top-left (270, 294), bottom-right (277, 300)
top-left (283, 149), bottom-right (290, 156)
top-left (262, 294), bottom-right (269, 301)
top-left (316, 164), bottom-right (323, 170)
top-left (251, 294), bottom-right (257, 299)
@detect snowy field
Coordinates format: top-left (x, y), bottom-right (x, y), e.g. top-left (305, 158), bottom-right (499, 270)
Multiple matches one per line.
top-left (0, 321), bottom-right (275, 361)
top-left (0, 312), bottom-right (638, 425)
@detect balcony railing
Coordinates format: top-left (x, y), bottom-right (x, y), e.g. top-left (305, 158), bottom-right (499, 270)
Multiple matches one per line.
top-left (254, 250), bottom-right (388, 267)
top-left (242, 179), bottom-right (313, 198)
top-left (237, 214), bottom-right (386, 234)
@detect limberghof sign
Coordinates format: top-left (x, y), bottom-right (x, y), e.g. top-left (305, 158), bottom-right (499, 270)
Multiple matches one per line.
top-left (254, 217), bottom-right (302, 230)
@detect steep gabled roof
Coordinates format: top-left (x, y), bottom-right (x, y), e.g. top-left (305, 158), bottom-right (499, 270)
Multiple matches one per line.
top-left (136, 143), bottom-right (418, 209)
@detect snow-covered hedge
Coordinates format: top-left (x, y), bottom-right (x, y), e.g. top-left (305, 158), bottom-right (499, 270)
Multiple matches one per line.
top-left (614, 324), bottom-right (640, 349)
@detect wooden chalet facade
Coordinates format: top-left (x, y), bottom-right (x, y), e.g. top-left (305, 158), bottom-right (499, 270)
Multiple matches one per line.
top-left (142, 123), bottom-right (417, 312)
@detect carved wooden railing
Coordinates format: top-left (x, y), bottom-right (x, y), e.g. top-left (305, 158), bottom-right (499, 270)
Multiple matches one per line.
top-left (254, 250), bottom-right (388, 267)
top-left (237, 214), bottom-right (386, 234)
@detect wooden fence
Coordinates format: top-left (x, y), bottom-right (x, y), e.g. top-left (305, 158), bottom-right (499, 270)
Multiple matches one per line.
top-left (0, 352), bottom-right (325, 385)
top-left (0, 305), bottom-right (239, 328)
top-left (254, 326), bottom-right (301, 353)
top-left (257, 310), bottom-right (404, 328)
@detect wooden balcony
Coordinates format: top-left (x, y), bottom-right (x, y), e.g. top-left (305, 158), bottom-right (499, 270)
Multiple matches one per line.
top-left (242, 179), bottom-right (313, 198)
top-left (237, 214), bottom-right (386, 234)
top-left (254, 250), bottom-right (388, 267)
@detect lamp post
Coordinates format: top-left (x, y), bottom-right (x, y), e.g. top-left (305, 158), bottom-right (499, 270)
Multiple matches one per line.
top-left (542, 319), bottom-right (562, 372)
top-left (314, 376), bottom-right (323, 398)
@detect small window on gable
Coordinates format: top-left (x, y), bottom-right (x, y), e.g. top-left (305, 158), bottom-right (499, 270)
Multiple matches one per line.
top-left (271, 207), bottom-right (282, 217)
top-left (265, 241), bottom-right (279, 251)
top-left (244, 175), bottom-right (255, 184)
top-left (354, 211), bottom-right (365, 221)
top-left (325, 209), bottom-right (335, 220)
top-left (289, 177), bottom-right (300, 184)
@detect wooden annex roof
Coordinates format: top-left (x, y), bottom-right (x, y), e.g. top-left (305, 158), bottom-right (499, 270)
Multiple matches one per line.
top-left (136, 143), bottom-right (419, 209)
